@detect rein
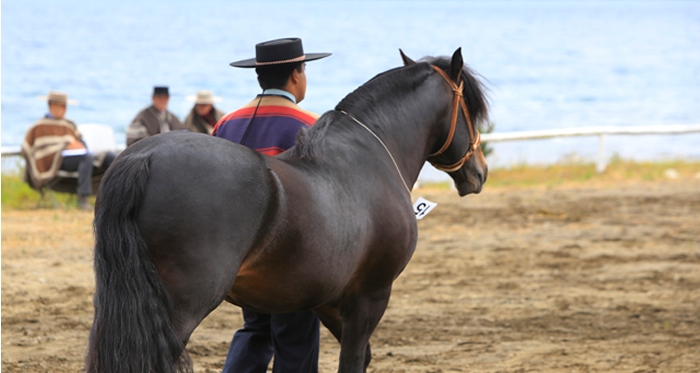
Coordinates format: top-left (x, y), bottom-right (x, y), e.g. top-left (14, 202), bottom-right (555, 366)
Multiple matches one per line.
top-left (428, 65), bottom-right (481, 173)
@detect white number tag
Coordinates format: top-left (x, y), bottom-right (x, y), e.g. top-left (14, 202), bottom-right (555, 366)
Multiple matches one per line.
top-left (413, 197), bottom-right (438, 220)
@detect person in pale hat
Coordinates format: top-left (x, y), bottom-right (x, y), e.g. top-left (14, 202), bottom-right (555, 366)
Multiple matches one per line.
top-left (183, 90), bottom-right (225, 134)
top-left (126, 86), bottom-right (185, 146)
top-left (21, 91), bottom-right (115, 210)
top-left (41, 90), bottom-right (79, 105)
top-left (214, 37), bottom-right (330, 373)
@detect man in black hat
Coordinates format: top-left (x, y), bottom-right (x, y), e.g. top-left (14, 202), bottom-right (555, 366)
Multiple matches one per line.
top-left (126, 86), bottom-right (185, 146)
top-left (212, 37), bottom-right (330, 373)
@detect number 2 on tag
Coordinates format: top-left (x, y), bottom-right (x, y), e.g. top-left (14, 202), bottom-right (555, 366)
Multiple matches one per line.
top-left (413, 197), bottom-right (438, 220)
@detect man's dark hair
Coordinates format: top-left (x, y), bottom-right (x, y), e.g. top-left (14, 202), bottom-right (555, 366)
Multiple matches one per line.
top-left (256, 62), bottom-right (303, 90)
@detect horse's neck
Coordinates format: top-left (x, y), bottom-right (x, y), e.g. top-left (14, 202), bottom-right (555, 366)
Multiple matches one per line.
top-left (338, 87), bottom-right (444, 187)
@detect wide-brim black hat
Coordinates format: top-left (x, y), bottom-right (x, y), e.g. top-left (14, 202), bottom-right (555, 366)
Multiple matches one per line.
top-left (230, 37), bottom-right (331, 68)
top-left (153, 86), bottom-right (169, 96)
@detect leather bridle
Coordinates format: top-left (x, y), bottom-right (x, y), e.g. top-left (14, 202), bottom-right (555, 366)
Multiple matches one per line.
top-left (428, 65), bottom-right (481, 173)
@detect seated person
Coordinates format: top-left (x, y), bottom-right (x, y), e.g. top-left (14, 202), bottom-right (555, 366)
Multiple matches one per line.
top-left (21, 91), bottom-right (115, 210)
top-left (184, 90), bottom-right (225, 134)
top-left (126, 86), bottom-right (185, 146)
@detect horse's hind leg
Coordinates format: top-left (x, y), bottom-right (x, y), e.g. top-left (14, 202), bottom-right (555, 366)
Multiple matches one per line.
top-left (336, 287), bottom-right (392, 373)
top-left (138, 162), bottom-right (270, 349)
top-left (155, 255), bottom-right (236, 346)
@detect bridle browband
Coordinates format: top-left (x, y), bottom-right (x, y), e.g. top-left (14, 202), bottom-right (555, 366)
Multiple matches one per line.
top-left (428, 65), bottom-right (481, 173)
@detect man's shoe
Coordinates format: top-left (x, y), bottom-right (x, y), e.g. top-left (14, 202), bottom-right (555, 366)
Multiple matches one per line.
top-left (77, 195), bottom-right (92, 211)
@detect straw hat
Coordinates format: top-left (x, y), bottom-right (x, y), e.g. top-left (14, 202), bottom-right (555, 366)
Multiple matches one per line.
top-left (186, 90), bottom-right (222, 105)
top-left (38, 90), bottom-right (78, 105)
top-left (230, 37), bottom-right (331, 68)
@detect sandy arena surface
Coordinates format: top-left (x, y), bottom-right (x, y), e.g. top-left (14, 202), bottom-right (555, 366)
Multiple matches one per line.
top-left (2, 179), bottom-right (699, 372)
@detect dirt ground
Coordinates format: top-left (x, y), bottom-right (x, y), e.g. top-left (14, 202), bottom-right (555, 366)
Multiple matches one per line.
top-left (2, 179), bottom-right (699, 372)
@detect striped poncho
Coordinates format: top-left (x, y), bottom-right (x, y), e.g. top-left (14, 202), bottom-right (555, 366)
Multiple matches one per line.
top-left (21, 118), bottom-right (85, 189)
top-left (212, 95), bottom-right (318, 156)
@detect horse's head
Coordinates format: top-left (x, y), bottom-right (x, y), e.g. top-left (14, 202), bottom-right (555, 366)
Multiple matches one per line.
top-left (401, 48), bottom-right (489, 196)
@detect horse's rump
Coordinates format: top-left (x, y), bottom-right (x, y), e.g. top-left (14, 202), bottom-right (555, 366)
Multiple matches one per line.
top-left (88, 133), bottom-right (277, 373)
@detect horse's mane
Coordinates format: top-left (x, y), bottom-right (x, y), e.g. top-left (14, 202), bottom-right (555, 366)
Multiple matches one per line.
top-left (292, 57), bottom-right (489, 160)
top-left (292, 66), bottom-right (412, 160)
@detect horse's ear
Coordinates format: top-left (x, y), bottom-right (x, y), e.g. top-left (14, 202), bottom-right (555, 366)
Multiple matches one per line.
top-left (399, 49), bottom-right (416, 66)
top-left (449, 47), bottom-right (464, 83)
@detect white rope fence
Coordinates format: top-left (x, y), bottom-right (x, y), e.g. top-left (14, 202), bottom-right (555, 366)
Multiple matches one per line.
top-left (480, 124), bottom-right (700, 172)
top-left (4, 124), bottom-right (700, 173)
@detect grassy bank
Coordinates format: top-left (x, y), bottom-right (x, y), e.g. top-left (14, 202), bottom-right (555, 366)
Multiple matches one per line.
top-left (2, 159), bottom-right (699, 210)
top-left (1, 172), bottom-right (93, 211)
top-left (419, 159), bottom-right (700, 190)
top-left (486, 158), bottom-right (700, 189)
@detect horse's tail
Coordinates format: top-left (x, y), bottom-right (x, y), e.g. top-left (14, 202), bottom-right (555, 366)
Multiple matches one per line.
top-left (86, 152), bottom-right (191, 373)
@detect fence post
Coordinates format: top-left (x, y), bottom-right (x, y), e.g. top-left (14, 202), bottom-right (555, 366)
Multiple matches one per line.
top-left (596, 133), bottom-right (607, 173)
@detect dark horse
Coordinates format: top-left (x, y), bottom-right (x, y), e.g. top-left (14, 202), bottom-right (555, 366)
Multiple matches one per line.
top-left (86, 49), bottom-right (488, 373)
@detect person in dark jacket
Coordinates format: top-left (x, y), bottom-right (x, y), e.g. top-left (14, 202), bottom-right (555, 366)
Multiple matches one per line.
top-left (126, 86), bottom-right (184, 146)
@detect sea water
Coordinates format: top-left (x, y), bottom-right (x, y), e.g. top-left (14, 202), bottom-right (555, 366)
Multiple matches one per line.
top-left (2, 0), bottom-right (699, 179)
